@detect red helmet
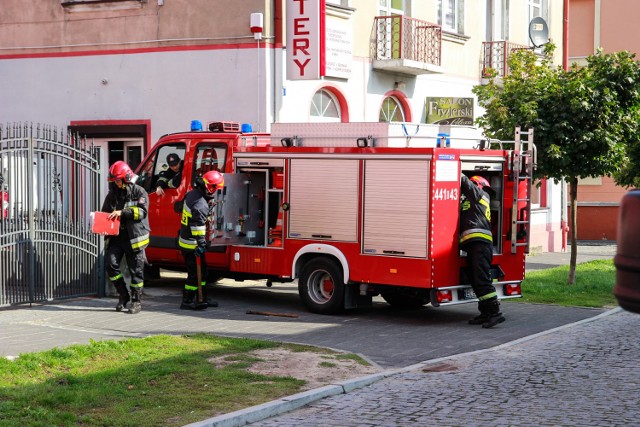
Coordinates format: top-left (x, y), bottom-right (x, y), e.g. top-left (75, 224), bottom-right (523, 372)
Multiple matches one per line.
top-left (108, 161), bottom-right (134, 183)
top-left (201, 170), bottom-right (224, 195)
top-left (470, 175), bottom-right (490, 189)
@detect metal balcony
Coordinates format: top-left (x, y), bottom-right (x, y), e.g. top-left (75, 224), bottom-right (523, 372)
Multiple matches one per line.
top-left (372, 16), bottom-right (443, 76)
top-left (482, 41), bottom-right (530, 79)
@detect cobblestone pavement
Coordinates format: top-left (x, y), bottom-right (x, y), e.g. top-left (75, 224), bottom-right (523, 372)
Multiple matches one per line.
top-left (251, 308), bottom-right (640, 427)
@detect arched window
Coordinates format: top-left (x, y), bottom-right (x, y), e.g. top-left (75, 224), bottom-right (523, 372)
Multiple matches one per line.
top-left (379, 96), bottom-right (405, 122)
top-left (310, 89), bottom-right (341, 122)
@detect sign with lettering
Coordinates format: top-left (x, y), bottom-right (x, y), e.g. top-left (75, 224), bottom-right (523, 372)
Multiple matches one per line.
top-left (425, 97), bottom-right (474, 126)
top-left (286, 0), bottom-right (326, 80)
top-left (324, 17), bottom-right (352, 79)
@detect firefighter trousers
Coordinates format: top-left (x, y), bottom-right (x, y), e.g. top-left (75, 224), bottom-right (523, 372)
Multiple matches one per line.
top-left (181, 250), bottom-right (208, 291)
top-left (106, 233), bottom-right (145, 288)
top-left (464, 240), bottom-right (497, 301)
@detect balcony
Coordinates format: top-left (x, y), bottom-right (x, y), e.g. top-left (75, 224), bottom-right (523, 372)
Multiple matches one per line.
top-left (482, 41), bottom-right (530, 79)
top-left (371, 16), bottom-right (443, 76)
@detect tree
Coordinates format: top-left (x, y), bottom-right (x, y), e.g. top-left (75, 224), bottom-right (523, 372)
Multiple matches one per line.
top-left (473, 46), bottom-right (640, 284)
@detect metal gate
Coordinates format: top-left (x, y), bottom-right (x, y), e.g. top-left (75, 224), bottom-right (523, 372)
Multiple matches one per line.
top-left (0, 123), bottom-right (102, 306)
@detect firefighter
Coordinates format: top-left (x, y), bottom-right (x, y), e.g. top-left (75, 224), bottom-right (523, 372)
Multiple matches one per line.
top-left (178, 170), bottom-right (224, 310)
top-left (460, 174), bottom-right (505, 328)
top-left (155, 153), bottom-right (183, 196)
top-left (102, 161), bottom-right (150, 314)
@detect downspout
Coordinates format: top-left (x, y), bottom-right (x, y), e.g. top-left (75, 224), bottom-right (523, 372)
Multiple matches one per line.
top-left (561, 0), bottom-right (569, 251)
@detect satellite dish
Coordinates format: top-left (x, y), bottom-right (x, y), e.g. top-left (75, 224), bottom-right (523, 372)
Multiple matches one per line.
top-left (529, 17), bottom-right (549, 48)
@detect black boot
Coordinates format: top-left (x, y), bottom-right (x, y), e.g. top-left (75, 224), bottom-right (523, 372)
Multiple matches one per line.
top-left (180, 289), bottom-right (207, 310)
top-left (202, 286), bottom-right (219, 308)
top-left (468, 300), bottom-right (490, 324)
top-left (114, 283), bottom-right (130, 312)
top-left (128, 287), bottom-right (142, 314)
top-left (482, 299), bottom-right (505, 329)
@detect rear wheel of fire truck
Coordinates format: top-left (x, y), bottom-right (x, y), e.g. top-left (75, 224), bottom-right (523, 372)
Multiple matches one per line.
top-left (381, 292), bottom-right (429, 309)
top-left (298, 257), bottom-right (345, 314)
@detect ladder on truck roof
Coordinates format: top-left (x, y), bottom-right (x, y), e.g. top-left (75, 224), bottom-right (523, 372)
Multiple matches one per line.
top-left (510, 127), bottom-right (536, 254)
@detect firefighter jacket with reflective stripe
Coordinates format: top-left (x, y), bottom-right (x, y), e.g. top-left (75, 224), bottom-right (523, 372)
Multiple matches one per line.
top-left (459, 174), bottom-right (493, 247)
top-left (179, 188), bottom-right (210, 251)
top-left (157, 167), bottom-right (182, 189)
top-left (101, 182), bottom-right (150, 252)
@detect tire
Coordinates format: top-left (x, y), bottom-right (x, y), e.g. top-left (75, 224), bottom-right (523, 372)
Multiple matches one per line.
top-left (381, 292), bottom-right (429, 309)
top-left (144, 264), bottom-right (161, 281)
top-left (298, 257), bottom-right (345, 314)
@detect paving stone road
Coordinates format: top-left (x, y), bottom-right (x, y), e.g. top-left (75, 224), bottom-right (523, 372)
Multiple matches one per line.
top-left (250, 308), bottom-right (640, 427)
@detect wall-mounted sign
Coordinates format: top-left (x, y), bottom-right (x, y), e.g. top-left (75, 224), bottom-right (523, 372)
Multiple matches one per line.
top-left (425, 97), bottom-right (474, 126)
top-left (286, 0), bottom-right (326, 80)
top-left (324, 17), bottom-right (352, 79)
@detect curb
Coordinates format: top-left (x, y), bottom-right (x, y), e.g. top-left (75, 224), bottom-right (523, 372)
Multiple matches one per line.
top-left (183, 307), bottom-right (622, 427)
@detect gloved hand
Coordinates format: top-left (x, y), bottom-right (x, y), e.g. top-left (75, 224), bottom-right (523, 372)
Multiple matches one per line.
top-left (194, 245), bottom-right (206, 257)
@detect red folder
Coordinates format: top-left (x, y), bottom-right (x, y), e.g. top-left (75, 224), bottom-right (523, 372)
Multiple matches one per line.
top-left (91, 211), bottom-right (120, 236)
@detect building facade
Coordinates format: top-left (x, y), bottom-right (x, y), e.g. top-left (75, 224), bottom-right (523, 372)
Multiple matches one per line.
top-left (0, 0), bottom-right (565, 251)
top-left (569, 0), bottom-right (640, 241)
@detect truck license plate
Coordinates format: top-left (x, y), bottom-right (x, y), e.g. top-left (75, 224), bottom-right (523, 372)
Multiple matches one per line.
top-left (463, 288), bottom-right (477, 300)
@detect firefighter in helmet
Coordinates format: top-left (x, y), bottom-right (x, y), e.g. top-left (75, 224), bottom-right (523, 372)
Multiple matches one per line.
top-left (102, 160), bottom-right (150, 314)
top-left (460, 174), bottom-right (505, 328)
top-left (156, 153), bottom-right (183, 197)
top-left (178, 170), bottom-right (224, 310)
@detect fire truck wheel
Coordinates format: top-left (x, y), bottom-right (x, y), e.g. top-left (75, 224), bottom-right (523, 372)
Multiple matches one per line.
top-left (144, 264), bottom-right (161, 281)
top-left (299, 258), bottom-right (345, 314)
top-left (381, 292), bottom-right (429, 309)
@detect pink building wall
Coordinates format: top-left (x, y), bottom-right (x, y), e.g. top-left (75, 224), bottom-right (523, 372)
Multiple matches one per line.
top-left (568, 0), bottom-right (640, 241)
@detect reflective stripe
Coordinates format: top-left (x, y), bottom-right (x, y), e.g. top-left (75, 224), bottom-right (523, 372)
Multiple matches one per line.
top-left (191, 225), bottom-right (206, 236)
top-left (131, 206), bottom-right (140, 220)
top-left (109, 273), bottom-right (123, 282)
top-left (478, 291), bottom-right (497, 301)
top-left (179, 236), bottom-right (198, 250)
top-left (130, 282), bottom-right (144, 289)
top-left (201, 281), bottom-right (206, 287)
top-left (185, 284), bottom-right (198, 291)
top-left (460, 228), bottom-right (493, 244)
top-left (125, 201), bottom-right (137, 208)
top-left (130, 233), bottom-right (149, 250)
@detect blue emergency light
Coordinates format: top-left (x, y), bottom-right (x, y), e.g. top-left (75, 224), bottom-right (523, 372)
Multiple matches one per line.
top-left (191, 120), bottom-right (203, 131)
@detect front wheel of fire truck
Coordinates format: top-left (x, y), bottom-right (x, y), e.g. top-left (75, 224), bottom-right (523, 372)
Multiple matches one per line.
top-left (298, 257), bottom-right (345, 314)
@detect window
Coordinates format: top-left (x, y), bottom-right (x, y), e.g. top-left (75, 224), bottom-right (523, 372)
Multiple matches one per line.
top-left (379, 97), bottom-right (405, 122)
top-left (193, 144), bottom-right (227, 186)
top-left (136, 143), bottom-right (186, 193)
top-left (378, 0), bottom-right (404, 16)
top-left (437, 0), bottom-right (464, 34)
top-left (310, 89), bottom-right (341, 122)
top-left (527, 0), bottom-right (548, 45)
top-left (61, 0), bottom-right (145, 12)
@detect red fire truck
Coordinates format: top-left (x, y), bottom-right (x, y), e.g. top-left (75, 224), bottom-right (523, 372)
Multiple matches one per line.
top-left (134, 121), bottom-right (534, 314)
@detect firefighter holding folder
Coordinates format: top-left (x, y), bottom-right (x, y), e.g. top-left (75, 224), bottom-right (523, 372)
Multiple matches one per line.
top-left (178, 170), bottom-right (224, 310)
top-left (102, 161), bottom-right (150, 314)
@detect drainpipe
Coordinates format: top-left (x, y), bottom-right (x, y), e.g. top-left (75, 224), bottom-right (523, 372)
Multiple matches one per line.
top-left (560, 0), bottom-right (569, 251)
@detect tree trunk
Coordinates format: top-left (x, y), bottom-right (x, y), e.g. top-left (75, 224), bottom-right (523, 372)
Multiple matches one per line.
top-left (567, 177), bottom-right (578, 285)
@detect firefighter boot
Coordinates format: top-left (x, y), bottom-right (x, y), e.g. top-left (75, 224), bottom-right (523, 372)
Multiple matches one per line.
top-left (128, 287), bottom-right (142, 314)
top-left (114, 282), bottom-right (130, 312)
top-left (468, 301), bottom-right (490, 325)
top-left (202, 285), bottom-right (219, 308)
top-left (180, 289), bottom-right (196, 310)
top-left (482, 299), bottom-right (505, 329)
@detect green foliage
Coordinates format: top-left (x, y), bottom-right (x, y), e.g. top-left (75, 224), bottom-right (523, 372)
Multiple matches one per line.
top-left (518, 259), bottom-right (617, 307)
top-left (0, 334), bottom-right (367, 427)
top-left (473, 46), bottom-right (640, 184)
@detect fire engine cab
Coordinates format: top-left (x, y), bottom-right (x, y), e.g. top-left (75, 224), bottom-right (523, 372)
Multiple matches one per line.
top-left (134, 121), bottom-right (534, 314)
